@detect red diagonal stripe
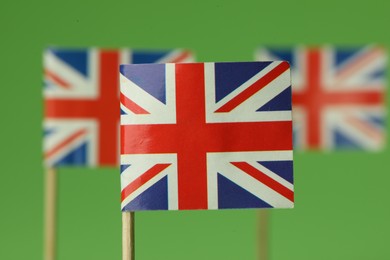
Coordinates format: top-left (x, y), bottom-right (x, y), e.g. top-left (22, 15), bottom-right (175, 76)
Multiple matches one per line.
top-left (345, 116), bottom-right (383, 141)
top-left (45, 69), bottom-right (70, 89)
top-left (44, 129), bottom-right (87, 159)
top-left (121, 163), bottom-right (171, 202)
top-left (336, 47), bottom-right (384, 80)
top-left (215, 61), bottom-right (290, 113)
top-left (231, 161), bottom-right (294, 202)
top-left (120, 93), bottom-right (150, 114)
top-left (170, 51), bottom-right (192, 63)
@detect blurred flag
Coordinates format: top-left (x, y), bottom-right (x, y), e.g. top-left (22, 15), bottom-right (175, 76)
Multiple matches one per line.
top-left (256, 46), bottom-right (386, 151)
top-left (43, 48), bottom-right (194, 167)
top-left (120, 61), bottom-right (294, 211)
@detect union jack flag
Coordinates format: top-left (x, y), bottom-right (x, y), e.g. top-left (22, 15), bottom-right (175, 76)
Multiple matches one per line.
top-left (256, 46), bottom-right (387, 150)
top-left (43, 48), bottom-right (194, 167)
top-left (120, 62), bottom-right (294, 211)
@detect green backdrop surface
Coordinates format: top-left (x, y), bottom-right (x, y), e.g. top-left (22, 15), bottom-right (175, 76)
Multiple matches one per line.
top-left (0, 0), bottom-right (389, 259)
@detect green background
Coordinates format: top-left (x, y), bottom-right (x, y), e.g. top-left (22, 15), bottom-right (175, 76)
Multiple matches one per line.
top-left (1, 0), bottom-right (389, 259)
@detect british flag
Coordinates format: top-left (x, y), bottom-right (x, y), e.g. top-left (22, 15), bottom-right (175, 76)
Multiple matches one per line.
top-left (120, 62), bottom-right (294, 211)
top-left (256, 46), bottom-right (387, 150)
top-left (43, 48), bottom-right (194, 167)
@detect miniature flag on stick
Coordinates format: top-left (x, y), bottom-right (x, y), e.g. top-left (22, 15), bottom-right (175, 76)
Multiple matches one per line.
top-left (120, 61), bottom-right (294, 211)
top-left (42, 48), bottom-right (194, 260)
top-left (254, 45), bottom-right (386, 260)
top-left (256, 46), bottom-right (387, 150)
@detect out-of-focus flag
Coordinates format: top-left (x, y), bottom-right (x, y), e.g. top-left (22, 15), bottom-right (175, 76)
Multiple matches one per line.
top-left (256, 46), bottom-right (387, 151)
top-left (120, 62), bottom-right (294, 211)
top-left (43, 48), bottom-right (194, 167)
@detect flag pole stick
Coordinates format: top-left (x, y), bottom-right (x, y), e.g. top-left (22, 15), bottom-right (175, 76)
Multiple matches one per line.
top-left (44, 168), bottom-right (57, 260)
top-left (122, 212), bottom-right (135, 260)
top-left (258, 210), bottom-right (269, 260)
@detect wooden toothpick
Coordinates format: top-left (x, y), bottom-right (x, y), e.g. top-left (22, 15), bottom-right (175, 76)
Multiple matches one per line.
top-left (258, 210), bottom-right (269, 260)
top-left (44, 168), bottom-right (57, 260)
top-left (122, 212), bottom-right (135, 260)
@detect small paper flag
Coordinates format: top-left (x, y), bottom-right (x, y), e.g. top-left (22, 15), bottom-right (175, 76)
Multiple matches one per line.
top-left (120, 61), bottom-right (294, 211)
top-left (256, 45), bottom-right (386, 151)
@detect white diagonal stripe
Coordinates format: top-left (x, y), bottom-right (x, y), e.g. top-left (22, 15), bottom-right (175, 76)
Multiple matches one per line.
top-left (120, 63), bottom-right (176, 125)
